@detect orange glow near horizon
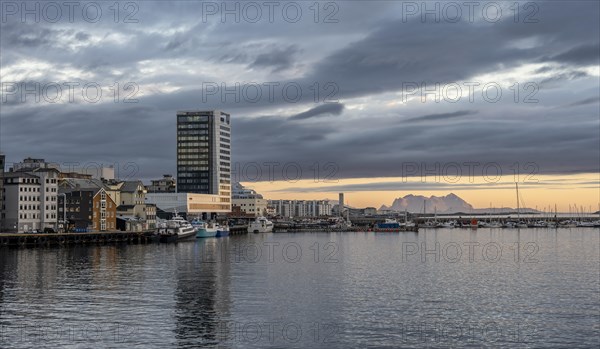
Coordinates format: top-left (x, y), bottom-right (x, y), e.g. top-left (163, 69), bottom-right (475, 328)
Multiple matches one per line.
top-left (241, 172), bottom-right (600, 213)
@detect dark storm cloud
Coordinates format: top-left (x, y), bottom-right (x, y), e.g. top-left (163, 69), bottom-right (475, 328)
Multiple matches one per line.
top-left (300, 4), bottom-right (599, 100)
top-left (405, 110), bottom-right (476, 123)
top-left (290, 103), bottom-right (345, 120)
top-left (273, 179), bottom-right (600, 193)
top-left (1, 1), bottom-right (599, 182)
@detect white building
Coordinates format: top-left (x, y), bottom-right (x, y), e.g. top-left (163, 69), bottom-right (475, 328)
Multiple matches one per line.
top-left (1, 168), bottom-right (59, 232)
top-left (268, 200), bottom-right (332, 218)
top-left (232, 183), bottom-right (268, 217)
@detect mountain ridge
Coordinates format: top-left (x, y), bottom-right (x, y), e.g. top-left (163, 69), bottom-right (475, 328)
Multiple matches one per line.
top-left (380, 193), bottom-right (540, 214)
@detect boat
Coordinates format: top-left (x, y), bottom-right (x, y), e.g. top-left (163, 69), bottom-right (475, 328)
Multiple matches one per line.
top-left (192, 219), bottom-right (218, 238)
top-left (216, 224), bottom-right (230, 237)
top-left (439, 221), bottom-right (456, 228)
top-left (374, 219), bottom-right (417, 232)
top-left (514, 183), bottom-right (528, 229)
top-left (154, 213), bottom-right (196, 242)
top-left (329, 216), bottom-right (353, 230)
top-left (156, 230), bottom-right (178, 243)
top-left (248, 216), bottom-right (274, 233)
top-left (560, 220), bottom-right (577, 228)
top-left (421, 220), bottom-right (436, 228)
top-left (488, 221), bottom-right (503, 228)
top-left (517, 221), bottom-right (529, 228)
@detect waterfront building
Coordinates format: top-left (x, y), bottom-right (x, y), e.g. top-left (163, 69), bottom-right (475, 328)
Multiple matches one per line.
top-left (364, 207), bottom-right (377, 216)
top-left (111, 180), bottom-right (156, 230)
top-left (268, 200), bottom-right (333, 218)
top-left (347, 207), bottom-right (378, 217)
top-left (58, 178), bottom-right (117, 232)
top-left (232, 182), bottom-right (267, 217)
top-left (59, 177), bottom-right (153, 231)
top-left (176, 110), bottom-right (231, 215)
top-left (147, 174), bottom-right (176, 193)
top-left (1, 166), bottom-right (59, 232)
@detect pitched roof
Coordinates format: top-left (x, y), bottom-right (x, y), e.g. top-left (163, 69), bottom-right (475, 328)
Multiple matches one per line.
top-left (120, 181), bottom-right (144, 192)
top-left (60, 178), bottom-right (106, 191)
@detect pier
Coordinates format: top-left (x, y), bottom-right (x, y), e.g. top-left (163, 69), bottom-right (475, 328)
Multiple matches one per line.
top-left (229, 225), bottom-right (249, 235)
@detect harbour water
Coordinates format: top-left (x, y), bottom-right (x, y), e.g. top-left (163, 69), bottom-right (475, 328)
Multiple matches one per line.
top-left (0, 228), bottom-right (598, 348)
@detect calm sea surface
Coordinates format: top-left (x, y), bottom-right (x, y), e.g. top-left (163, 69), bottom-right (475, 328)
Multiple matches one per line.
top-left (0, 228), bottom-right (598, 348)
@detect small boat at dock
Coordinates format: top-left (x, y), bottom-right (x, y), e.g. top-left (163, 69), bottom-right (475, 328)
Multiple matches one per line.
top-left (248, 216), bottom-right (274, 233)
top-left (216, 224), bottom-right (230, 237)
top-left (155, 212), bottom-right (196, 242)
top-left (374, 219), bottom-right (417, 232)
top-left (195, 221), bottom-right (218, 238)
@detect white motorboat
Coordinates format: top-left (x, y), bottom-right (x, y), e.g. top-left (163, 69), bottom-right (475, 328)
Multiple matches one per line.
top-left (166, 213), bottom-right (196, 240)
top-left (248, 216), bottom-right (274, 233)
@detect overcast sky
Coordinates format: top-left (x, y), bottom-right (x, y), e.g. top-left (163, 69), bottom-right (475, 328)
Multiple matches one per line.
top-left (1, 1), bottom-right (598, 186)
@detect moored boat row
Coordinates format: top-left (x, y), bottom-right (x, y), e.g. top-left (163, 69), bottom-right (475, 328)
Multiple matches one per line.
top-left (154, 211), bottom-right (231, 242)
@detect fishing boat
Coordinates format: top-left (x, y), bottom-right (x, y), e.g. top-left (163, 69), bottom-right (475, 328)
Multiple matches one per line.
top-left (216, 224), bottom-right (230, 237)
top-left (192, 219), bottom-right (218, 238)
top-left (248, 216), bottom-right (274, 233)
top-left (374, 219), bottom-right (417, 232)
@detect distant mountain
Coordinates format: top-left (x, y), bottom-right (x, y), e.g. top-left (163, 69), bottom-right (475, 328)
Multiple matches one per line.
top-left (379, 193), bottom-right (539, 214)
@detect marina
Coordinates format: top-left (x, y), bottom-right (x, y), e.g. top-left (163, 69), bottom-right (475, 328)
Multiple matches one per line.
top-left (2, 213), bottom-right (597, 248)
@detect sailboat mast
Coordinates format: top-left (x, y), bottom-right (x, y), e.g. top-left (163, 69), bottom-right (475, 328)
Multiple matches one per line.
top-left (516, 182), bottom-right (520, 221)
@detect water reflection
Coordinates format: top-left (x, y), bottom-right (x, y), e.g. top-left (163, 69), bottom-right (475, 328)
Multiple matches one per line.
top-left (173, 239), bottom-right (231, 347)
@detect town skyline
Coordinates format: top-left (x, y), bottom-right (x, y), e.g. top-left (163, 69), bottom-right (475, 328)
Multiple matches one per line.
top-left (2, 1), bottom-right (598, 214)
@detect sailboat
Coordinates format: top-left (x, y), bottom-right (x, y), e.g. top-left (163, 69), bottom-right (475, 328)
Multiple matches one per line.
top-left (516, 183), bottom-right (528, 228)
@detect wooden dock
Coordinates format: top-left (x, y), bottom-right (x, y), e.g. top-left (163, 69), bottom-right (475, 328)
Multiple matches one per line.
top-left (0, 231), bottom-right (155, 247)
